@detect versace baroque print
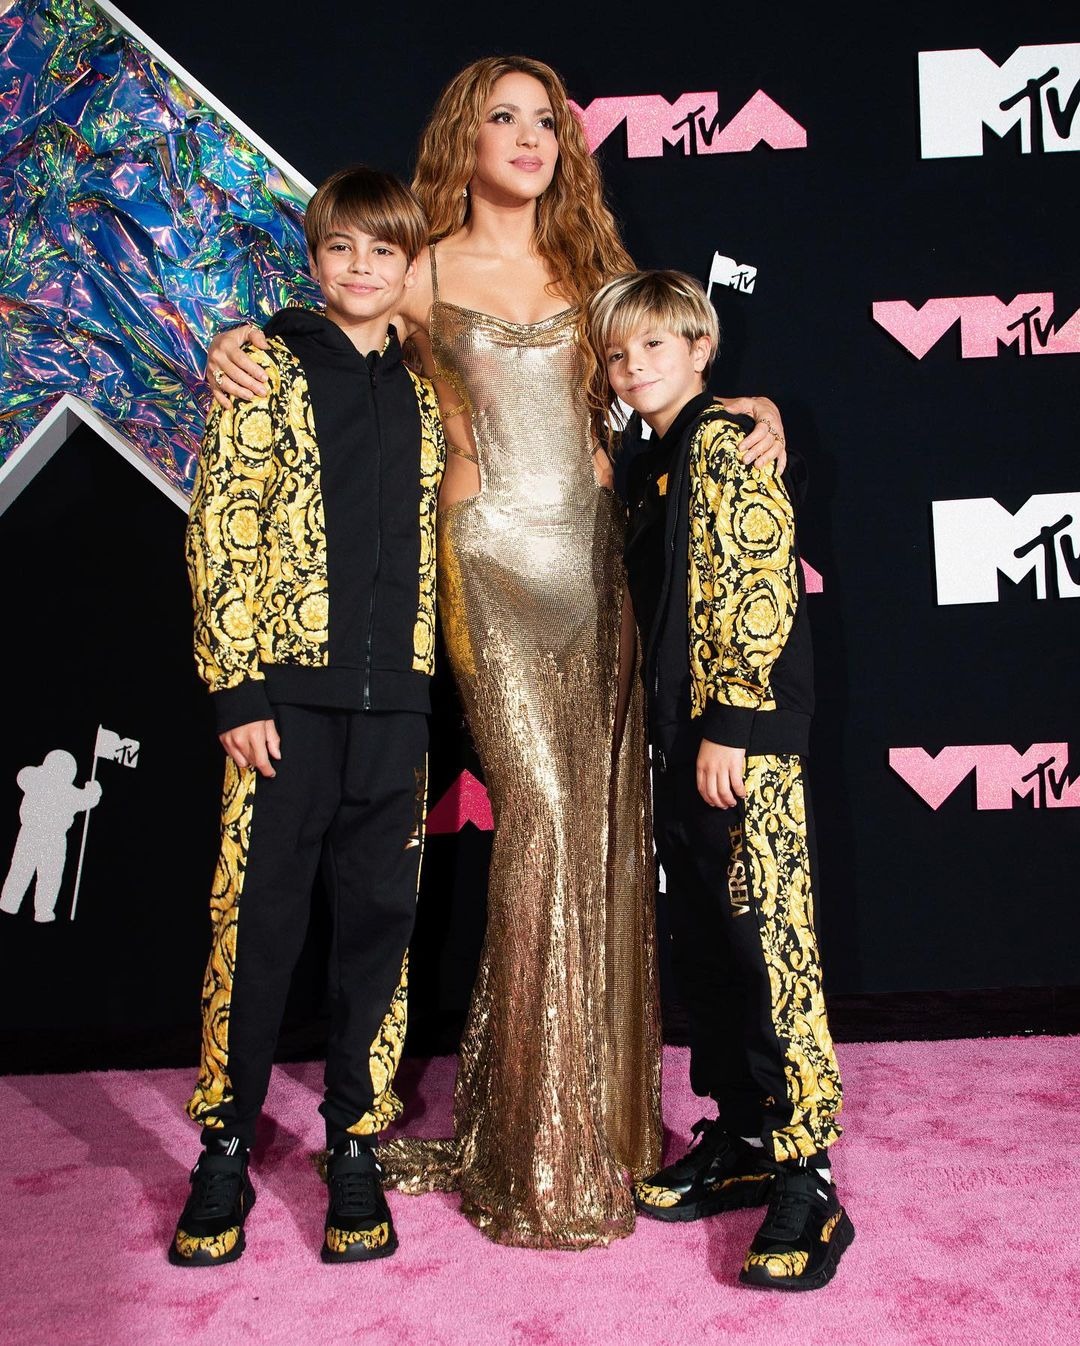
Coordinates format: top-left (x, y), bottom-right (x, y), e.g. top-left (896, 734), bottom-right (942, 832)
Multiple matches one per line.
top-left (187, 343), bottom-right (329, 694)
top-left (687, 417), bottom-right (797, 721)
top-left (411, 373), bottom-right (443, 675)
top-left (325, 1221), bottom-right (392, 1255)
top-left (186, 759), bottom-right (254, 1126)
top-left (742, 755), bottom-right (842, 1160)
top-left (348, 953), bottom-right (410, 1136)
top-left (174, 1226), bottom-right (241, 1262)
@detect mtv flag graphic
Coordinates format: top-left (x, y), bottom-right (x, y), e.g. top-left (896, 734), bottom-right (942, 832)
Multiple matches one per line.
top-left (71, 725), bottom-right (140, 920)
top-left (95, 726), bottom-right (140, 768)
top-left (708, 252), bottom-right (757, 297)
top-left (919, 44), bottom-right (1080, 158)
top-left (932, 494), bottom-right (1080, 604)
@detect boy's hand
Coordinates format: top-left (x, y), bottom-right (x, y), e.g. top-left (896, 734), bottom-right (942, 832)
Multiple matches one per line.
top-left (717, 395), bottom-right (788, 472)
top-left (219, 719), bottom-right (281, 778)
top-left (206, 323), bottom-right (270, 408)
top-left (696, 739), bottom-right (746, 808)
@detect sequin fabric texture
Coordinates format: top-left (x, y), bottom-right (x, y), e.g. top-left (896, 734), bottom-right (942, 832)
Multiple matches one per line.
top-left (0, 0), bottom-right (317, 490)
top-left (380, 265), bottom-right (663, 1248)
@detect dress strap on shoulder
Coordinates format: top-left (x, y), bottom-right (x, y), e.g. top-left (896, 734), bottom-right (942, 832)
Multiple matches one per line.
top-left (429, 242), bottom-right (439, 303)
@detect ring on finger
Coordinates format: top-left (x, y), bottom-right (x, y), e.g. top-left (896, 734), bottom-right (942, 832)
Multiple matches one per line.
top-left (213, 367), bottom-right (225, 386)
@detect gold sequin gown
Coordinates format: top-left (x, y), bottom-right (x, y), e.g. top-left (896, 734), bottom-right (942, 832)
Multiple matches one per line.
top-left (381, 252), bottom-right (662, 1248)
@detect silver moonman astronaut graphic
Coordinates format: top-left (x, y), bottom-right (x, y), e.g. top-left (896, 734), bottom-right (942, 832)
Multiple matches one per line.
top-left (0, 750), bottom-right (101, 923)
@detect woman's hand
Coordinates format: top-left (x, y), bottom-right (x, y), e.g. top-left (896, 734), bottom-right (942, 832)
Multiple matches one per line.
top-left (719, 395), bottom-right (787, 472)
top-left (206, 323), bottom-right (270, 408)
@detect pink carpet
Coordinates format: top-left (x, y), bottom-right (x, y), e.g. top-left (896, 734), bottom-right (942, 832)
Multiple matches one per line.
top-left (2, 1039), bottom-right (1078, 1345)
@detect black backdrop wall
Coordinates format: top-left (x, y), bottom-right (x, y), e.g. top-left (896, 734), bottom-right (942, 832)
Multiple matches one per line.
top-left (1, 3), bottom-right (1077, 1069)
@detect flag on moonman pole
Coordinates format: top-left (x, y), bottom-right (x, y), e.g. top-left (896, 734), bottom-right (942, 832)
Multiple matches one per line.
top-left (70, 725), bottom-right (141, 920)
top-left (94, 725), bottom-right (140, 768)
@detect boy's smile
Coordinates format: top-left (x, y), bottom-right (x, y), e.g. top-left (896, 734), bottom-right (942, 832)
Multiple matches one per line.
top-left (310, 227), bottom-right (416, 351)
top-left (606, 327), bottom-right (712, 439)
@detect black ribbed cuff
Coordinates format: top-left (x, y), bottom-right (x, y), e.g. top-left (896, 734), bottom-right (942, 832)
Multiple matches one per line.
top-left (699, 701), bottom-right (756, 750)
top-left (211, 680), bottom-right (274, 734)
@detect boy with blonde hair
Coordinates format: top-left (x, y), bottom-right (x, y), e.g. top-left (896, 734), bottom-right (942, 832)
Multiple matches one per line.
top-left (587, 270), bottom-right (853, 1291)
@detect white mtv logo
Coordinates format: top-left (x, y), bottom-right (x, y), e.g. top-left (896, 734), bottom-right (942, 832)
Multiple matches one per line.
top-left (707, 251), bottom-right (757, 297)
top-left (932, 494), bottom-right (1080, 604)
top-left (919, 44), bottom-right (1080, 158)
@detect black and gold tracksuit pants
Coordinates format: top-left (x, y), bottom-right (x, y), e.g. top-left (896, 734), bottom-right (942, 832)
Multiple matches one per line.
top-left (652, 752), bottom-right (842, 1163)
top-left (186, 704), bottom-right (427, 1151)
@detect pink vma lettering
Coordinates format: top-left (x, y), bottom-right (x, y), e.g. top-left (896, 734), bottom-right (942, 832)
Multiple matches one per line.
top-left (872, 294), bottom-right (1080, 359)
top-left (889, 744), bottom-right (1080, 810)
top-left (569, 92), bottom-right (807, 157)
top-left (426, 770), bottom-right (494, 834)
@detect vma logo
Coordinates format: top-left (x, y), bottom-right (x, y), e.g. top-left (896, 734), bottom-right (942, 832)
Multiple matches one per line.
top-left (570, 91), bottom-right (806, 157)
top-left (890, 744), bottom-right (1080, 810)
top-left (872, 293), bottom-right (1080, 359)
top-left (919, 44), bottom-right (1080, 157)
top-left (932, 494), bottom-right (1080, 604)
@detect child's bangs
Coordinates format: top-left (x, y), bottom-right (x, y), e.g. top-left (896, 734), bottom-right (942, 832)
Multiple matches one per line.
top-left (604, 294), bottom-right (695, 352)
top-left (595, 294), bottom-right (654, 355)
top-left (323, 196), bottom-right (424, 258)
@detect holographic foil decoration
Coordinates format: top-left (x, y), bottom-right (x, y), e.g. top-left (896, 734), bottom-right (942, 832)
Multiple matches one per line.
top-left (0, 0), bottom-right (319, 491)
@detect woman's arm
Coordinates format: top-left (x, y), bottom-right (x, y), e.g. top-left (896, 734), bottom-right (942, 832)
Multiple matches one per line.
top-left (204, 245), bottom-right (439, 408)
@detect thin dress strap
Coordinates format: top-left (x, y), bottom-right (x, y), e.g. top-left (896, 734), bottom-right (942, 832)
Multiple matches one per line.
top-left (429, 242), bottom-right (439, 303)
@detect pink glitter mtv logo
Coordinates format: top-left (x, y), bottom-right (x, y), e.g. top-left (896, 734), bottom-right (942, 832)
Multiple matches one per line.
top-left (569, 91), bottom-right (806, 157)
top-left (872, 294), bottom-right (1080, 359)
top-left (889, 744), bottom-right (1080, 810)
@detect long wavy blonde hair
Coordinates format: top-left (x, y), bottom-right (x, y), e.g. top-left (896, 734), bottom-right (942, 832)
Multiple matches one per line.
top-left (411, 56), bottom-right (633, 311)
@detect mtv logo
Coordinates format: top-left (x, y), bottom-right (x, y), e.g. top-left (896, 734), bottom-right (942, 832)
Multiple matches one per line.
top-left (872, 293), bottom-right (1080, 360)
top-left (569, 91), bottom-right (806, 157)
top-left (931, 494), bottom-right (1080, 604)
top-left (707, 252), bottom-right (757, 297)
top-left (890, 744), bottom-right (1080, 811)
top-left (919, 44), bottom-right (1080, 158)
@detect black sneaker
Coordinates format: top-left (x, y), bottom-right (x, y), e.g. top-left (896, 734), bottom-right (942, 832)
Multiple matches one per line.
top-left (169, 1139), bottom-right (255, 1267)
top-left (321, 1138), bottom-right (398, 1263)
top-left (739, 1161), bottom-right (854, 1291)
top-left (633, 1118), bottom-right (777, 1222)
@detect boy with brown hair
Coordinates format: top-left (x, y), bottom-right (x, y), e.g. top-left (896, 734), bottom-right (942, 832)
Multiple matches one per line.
top-left (173, 166), bottom-right (445, 1267)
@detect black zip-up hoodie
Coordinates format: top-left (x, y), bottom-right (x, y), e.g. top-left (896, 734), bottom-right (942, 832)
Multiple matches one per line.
top-left (187, 308), bottom-right (445, 733)
top-left (625, 393), bottom-right (814, 766)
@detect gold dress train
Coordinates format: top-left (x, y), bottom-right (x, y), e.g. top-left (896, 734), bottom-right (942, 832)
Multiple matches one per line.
top-left (380, 253), bottom-right (662, 1248)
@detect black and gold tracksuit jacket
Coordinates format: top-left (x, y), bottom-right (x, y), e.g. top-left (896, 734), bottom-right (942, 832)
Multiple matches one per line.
top-left (186, 309), bottom-right (446, 733)
top-left (625, 392), bottom-right (813, 763)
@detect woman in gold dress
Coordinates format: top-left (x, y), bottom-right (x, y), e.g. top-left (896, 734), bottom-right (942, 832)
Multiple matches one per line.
top-left (387, 58), bottom-right (662, 1248)
top-left (206, 55), bottom-right (786, 1249)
